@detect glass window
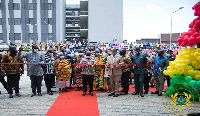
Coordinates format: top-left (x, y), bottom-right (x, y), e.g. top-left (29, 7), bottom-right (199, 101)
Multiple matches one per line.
top-left (14, 33), bottom-right (21, 40)
top-left (8, 3), bottom-right (20, 10)
top-left (48, 33), bottom-right (52, 40)
top-left (29, 33), bottom-right (38, 40)
top-left (14, 18), bottom-right (21, 25)
top-left (48, 3), bottom-right (52, 10)
top-left (0, 33), bottom-right (3, 40)
top-left (26, 18), bottom-right (37, 25)
top-left (8, 18), bottom-right (14, 25)
top-left (0, 18), bottom-right (2, 25)
top-left (13, 3), bottom-right (20, 10)
top-left (48, 18), bottom-right (52, 25)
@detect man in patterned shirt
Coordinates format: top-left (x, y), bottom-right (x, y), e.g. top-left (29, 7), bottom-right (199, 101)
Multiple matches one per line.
top-left (43, 48), bottom-right (55, 95)
top-left (1, 46), bottom-right (24, 98)
top-left (19, 44), bottom-right (45, 97)
top-left (80, 51), bottom-right (97, 96)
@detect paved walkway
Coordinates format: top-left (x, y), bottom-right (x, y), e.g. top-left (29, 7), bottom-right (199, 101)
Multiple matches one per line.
top-left (0, 71), bottom-right (59, 116)
top-left (0, 72), bottom-right (200, 116)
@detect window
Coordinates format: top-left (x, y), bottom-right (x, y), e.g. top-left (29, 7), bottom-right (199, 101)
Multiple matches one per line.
top-left (0, 3), bottom-right (3, 10)
top-left (8, 3), bottom-right (20, 10)
top-left (48, 33), bottom-right (52, 40)
top-left (9, 33), bottom-right (21, 40)
top-left (14, 33), bottom-right (21, 40)
top-left (0, 33), bottom-right (3, 40)
top-left (0, 18), bottom-right (2, 25)
top-left (29, 33), bottom-right (38, 40)
top-left (48, 18), bottom-right (52, 25)
top-left (14, 18), bottom-right (21, 25)
top-left (48, 3), bottom-right (52, 10)
top-left (8, 18), bottom-right (21, 25)
top-left (24, 3), bottom-right (37, 10)
top-left (26, 18), bottom-right (37, 25)
top-left (41, 3), bottom-right (52, 10)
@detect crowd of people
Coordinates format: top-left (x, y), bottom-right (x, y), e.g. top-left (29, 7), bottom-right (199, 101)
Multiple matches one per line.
top-left (0, 42), bottom-right (176, 98)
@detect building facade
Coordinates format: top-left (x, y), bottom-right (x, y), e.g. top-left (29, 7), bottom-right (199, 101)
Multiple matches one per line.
top-left (0, 0), bottom-right (65, 43)
top-left (88, 0), bottom-right (123, 43)
top-left (66, 0), bottom-right (123, 44)
top-left (65, 0), bottom-right (88, 43)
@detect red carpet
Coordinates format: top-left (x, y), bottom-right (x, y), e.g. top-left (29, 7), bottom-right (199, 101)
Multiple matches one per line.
top-left (46, 85), bottom-right (167, 116)
top-left (46, 87), bottom-right (99, 116)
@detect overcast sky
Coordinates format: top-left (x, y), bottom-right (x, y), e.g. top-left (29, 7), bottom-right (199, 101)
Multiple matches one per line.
top-left (66, 0), bottom-right (199, 42)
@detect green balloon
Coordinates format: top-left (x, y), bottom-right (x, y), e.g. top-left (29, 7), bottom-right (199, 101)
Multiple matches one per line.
top-left (166, 91), bottom-right (171, 96)
top-left (177, 75), bottom-right (183, 81)
top-left (171, 76), bottom-right (177, 80)
top-left (196, 81), bottom-right (200, 86)
top-left (173, 79), bottom-right (179, 84)
top-left (185, 76), bottom-right (192, 82)
top-left (170, 80), bottom-right (175, 85)
top-left (189, 80), bottom-right (196, 86)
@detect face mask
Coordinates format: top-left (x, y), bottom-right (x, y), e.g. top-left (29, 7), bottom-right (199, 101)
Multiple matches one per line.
top-left (60, 56), bottom-right (64, 59)
top-left (96, 53), bottom-right (100, 56)
top-left (34, 49), bottom-right (38, 52)
top-left (49, 53), bottom-right (53, 57)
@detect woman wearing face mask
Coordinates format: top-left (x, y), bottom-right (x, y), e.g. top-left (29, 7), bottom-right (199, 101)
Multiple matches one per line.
top-left (19, 44), bottom-right (45, 97)
top-left (152, 50), bottom-right (168, 96)
top-left (43, 49), bottom-right (55, 95)
top-left (54, 52), bottom-right (72, 93)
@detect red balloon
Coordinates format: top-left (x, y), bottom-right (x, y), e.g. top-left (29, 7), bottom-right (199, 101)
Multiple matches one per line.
top-left (178, 42), bottom-right (182, 46)
top-left (193, 24), bottom-right (199, 30)
top-left (182, 32), bottom-right (190, 36)
top-left (193, 32), bottom-right (200, 37)
top-left (177, 36), bottom-right (184, 43)
top-left (184, 36), bottom-right (189, 43)
top-left (181, 41), bottom-right (187, 47)
top-left (188, 37), bottom-right (196, 43)
top-left (195, 20), bottom-right (200, 26)
top-left (196, 36), bottom-right (200, 42)
top-left (187, 42), bottom-right (194, 47)
top-left (189, 22), bottom-right (194, 28)
top-left (195, 41), bottom-right (199, 45)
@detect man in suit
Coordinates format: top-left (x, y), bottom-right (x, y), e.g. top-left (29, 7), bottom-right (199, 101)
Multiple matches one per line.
top-left (106, 48), bottom-right (123, 97)
top-left (131, 47), bottom-right (147, 97)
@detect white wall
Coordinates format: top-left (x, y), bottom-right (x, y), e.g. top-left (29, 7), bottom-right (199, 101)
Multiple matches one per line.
top-left (88, 0), bottom-right (123, 43)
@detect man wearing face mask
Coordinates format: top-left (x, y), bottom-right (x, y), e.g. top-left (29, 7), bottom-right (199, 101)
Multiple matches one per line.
top-left (43, 48), bottom-right (55, 95)
top-left (152, 50), bottom-right (168, 96)
top-left (106, 48), bottom-right (123, 97)
top-left (131, 47), bottom-right (147, 97)
top-left (19, 44), bottom-right (45, 97)
top-left (1, 46), bottom-right (24, 98)
top-left (80, 51), bottom-right (97, 96)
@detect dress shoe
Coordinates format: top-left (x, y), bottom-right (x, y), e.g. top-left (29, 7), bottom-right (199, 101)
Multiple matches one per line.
top-left (108, 93), bottom-right (115, 96)
top-left (15, 93), bottom-right (21, 97)
top-left (38, 93), bottom-right (42, 96)
top-left (0, 91), bottom-right (1, 94)
top-left (144, 91), bottom-right (148, 94)
top-left (140, 92), bottom-right (144, 97)
top-left (151, 91), bottom-right (159, 94)
top-left (158, 93), bottom-right (162, 96)
top-left (132, 92), bottom-right (139, 95)
top-left (68, 86), bottom-right (73, 89)
top-left (31, 93), bottom-right (36, 97)
top-left (9, 94), bottom-right (13, 98)
top-left (113, 94), bottom-right (119, 97)
top-left (89, 92), bottom-right (93, 96)
top-left (82, 92), bottom-right (86, 96)
top-left (47, 92), bottom-right (53, 95)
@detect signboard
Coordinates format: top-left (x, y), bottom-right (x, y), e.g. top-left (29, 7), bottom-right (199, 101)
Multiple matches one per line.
top-left (112, 44), bottom-right (120, 49)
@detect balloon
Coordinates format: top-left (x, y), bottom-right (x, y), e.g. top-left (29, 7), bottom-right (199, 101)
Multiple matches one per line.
top-left (189, 80), bottom-right (196, 86)
top-left (196, 81), bottom-right (200, 86)
top-left (166, 91), bottom-right (171, 96)
top-left (177, 36), bottom-right (184, 43)
top-left (185, 76), bottom-right (192, 82)
top-left (196, 36), bottom-right (200, 42)
top-left (188, 37), bottom-right (196, 43)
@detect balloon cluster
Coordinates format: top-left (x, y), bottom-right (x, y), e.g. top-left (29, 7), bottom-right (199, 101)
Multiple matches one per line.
top-left (164, 47), bottom-right (200, 79)
top-left (177, 2), bottom-right (200, 47)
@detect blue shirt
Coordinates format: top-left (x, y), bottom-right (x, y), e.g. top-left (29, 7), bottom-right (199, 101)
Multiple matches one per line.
top-left (21, 51), bottom-right (45, 76)
top-left (153, 56), bottom-right (168, 76)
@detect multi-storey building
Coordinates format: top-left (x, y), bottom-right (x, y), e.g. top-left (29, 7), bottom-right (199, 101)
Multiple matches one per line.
top-left (66, 0), bottom-right (123, 44)
top-left (0, 0), bottom-right (65, 43)
top-left (65, 0), bottom-right (88, 43)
